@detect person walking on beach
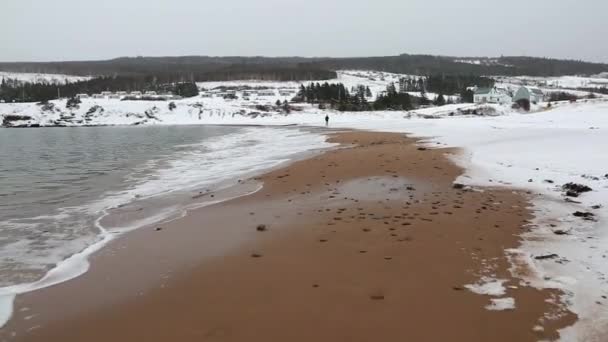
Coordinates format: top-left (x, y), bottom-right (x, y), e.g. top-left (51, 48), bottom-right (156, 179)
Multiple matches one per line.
top-left (325, 114), bottom-right (329, 127)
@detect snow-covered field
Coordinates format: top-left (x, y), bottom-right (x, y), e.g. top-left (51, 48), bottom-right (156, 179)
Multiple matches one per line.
top-left (0, 72), bottom-right (92, 84)
top-left (494, 75), bottom-right (608, 90)
top-left (2, 70), bottom-right (608, 340)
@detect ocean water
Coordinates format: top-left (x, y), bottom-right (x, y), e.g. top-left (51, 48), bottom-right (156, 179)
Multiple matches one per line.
top-left (0, 125), bottom-right (331, 304)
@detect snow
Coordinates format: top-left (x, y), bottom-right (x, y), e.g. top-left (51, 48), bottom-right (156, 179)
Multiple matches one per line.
top-left (486, 297), bottom-right (516, 311)
top-left (455, 59), bottom-right (514, 68)
top-left (2, 70), bottom-right (608, 340)
top-left (465, 277), bottom-right (508, 296)
top-left (0, 72), bottom-right (91, 84)
top-left (197, 70), bottom-right (405, 102)
top-left (494, 75), bottom-right (608, 90)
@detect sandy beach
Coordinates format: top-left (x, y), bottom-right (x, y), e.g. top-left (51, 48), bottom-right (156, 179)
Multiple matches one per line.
top-left (0, 130), bottom-right (575, 341)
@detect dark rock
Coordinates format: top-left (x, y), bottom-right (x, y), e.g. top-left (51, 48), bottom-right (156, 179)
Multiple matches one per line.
top-left (2, 115), bottom-right (33, 127)
top-left (535, 254), bottom-right (559, 260)
top-left (573, 211), bottom-right (595, 219)
top-left (553, 229), bottom-right (570, 235)
top-left (417, 147), bottom-right (427, 151)
top-left (251, 253), bottom-right (263, 258)
top-left (591, 205), bottom-right (603, 210)
top-left (453, 183), bottom-right (465, 189)
top-left (563, 183), bottom-right (592, 197)
top-left (256, 224), bottom-right (267, 232)
top-left (544, 179), bottom-right (554, 184)
top-left (370, 294), bottom-right (385, 300)
top-left (566, 190), bottom-right (580, 198)
top-left (155, 227), bottom-right (163, 231)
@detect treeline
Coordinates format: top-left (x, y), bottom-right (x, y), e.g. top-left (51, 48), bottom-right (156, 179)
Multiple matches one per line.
top-left (548, 92), bottom-right (579, 102)
top-left (0, 57), bottom-right (336, 83)
top-left (294, 82), bottom-right (432, 111)
top-left (303, 54), bottom-right (608, 77)
top-left (0, 76), bottom-right (198, 102)
top-left (195, 65), bottom-right (336, 82)
top-left (1, 54), bottom-right (606, 79)
top-left (399, 74), bottom-right (493, 103)
top-left (577, 87), bottom-right (608, 95)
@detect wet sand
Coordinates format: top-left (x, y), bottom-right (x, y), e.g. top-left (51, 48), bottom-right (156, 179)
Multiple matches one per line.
top-left (1, 131), bottom-right (575, 341)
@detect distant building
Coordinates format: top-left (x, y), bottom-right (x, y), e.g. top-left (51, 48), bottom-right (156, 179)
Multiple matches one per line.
top-left (101, 91), bottom-right (113, 97)
top-left (144, 91), bottom-right (157, 96)
top-left (473, 87), bottom-right (512, 105)
top-left (130, 91), bottom-right (142, 97)
top-left (513, 86), bottom-right (544, 104)
top-left (76, 94), bottom-right (89, 99)
top-left (200, 93), bottom-right (212, 98)
top-left (92, 94), bottom-right (104, 99)
top-left (116, 91), bottom-right (128, 97)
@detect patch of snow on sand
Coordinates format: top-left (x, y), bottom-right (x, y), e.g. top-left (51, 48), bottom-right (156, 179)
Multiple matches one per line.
top-left (465, 277), bottom-right (507, 296)
top-left (486, 297), bottom-right (516, 311)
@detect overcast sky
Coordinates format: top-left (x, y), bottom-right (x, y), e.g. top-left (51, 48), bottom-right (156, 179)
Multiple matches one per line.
top-left (1, 0), bottom-right (607, 63)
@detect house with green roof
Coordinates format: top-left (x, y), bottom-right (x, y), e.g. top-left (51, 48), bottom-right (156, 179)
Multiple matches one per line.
top-left (513, 86), bottom-right (545, 104)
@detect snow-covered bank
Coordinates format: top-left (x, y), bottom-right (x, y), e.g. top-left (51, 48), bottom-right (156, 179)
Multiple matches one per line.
top-left (337, 102), bottom-right (608, 341)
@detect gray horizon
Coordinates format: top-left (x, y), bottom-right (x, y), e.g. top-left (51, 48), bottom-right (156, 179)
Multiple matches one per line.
top-left (2, 0), bottom-right (607, 63)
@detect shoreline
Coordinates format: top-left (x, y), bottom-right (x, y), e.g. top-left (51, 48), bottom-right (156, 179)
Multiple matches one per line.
top-left (0, 125), bottom-right (336, 329)
top-left (0, 130), bottom-right (576, 341)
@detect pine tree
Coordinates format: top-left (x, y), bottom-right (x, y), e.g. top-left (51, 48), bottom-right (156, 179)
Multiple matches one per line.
top-left (433, 93), bottom-right (446, 106)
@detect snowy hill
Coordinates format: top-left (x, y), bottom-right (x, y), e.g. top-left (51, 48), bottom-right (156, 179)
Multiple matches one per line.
top-left (0, 72), bottom-right (92, 85)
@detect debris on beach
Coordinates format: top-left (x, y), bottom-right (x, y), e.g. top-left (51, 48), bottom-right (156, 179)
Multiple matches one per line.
top-left (562, 182), bottom-right (592, 197)
top-left (453, 183), bottom-right (465, 189)
top-left (573, 211), bottom-right (595, 221)
top-left (256, 224), bottom-right (267, 232)
top-left (534, 254), bottom-right (559, 260)
top-left (370, 294), bottom-right (385, 300)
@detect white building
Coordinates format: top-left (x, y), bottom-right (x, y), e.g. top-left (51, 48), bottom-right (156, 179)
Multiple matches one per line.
top-left (130, 91), bottom-right (142, 97)
top-left (473, 87), bottom-right (512, 104)
top-left (76, 94), bottom-right (89, 99)
top-left (101, 91), bottom-right (113, 97)
top-left (513, 86), bottom-right (544, 104)
top-left (144, 91), bottom-right (157, 96)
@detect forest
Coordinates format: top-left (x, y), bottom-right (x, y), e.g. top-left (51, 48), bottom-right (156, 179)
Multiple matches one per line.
top-left (0, 77), bottom-right (199, 103)
top-left (294, 82), bottom-right (432, 111)
top-left (0, 54), bottom-right (606, 78)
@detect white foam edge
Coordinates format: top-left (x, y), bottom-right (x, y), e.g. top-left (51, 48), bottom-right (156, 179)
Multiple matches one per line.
top-left (0, 183), bottom-right (263, 328)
